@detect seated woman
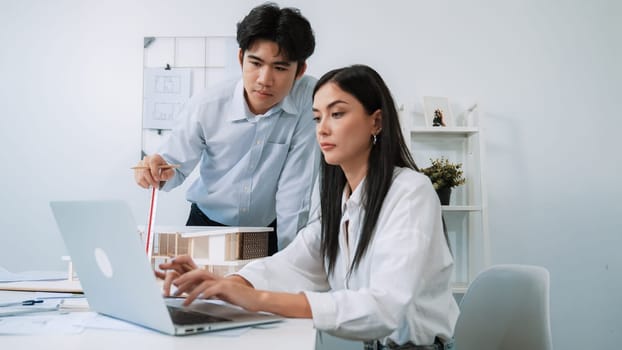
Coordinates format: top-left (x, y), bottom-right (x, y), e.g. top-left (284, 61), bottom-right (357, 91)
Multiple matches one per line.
top-left (158, 64), bottom-right (459, 349)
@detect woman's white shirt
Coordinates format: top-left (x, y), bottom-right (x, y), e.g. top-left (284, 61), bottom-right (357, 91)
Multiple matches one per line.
top-left (236, 167), bottom-right (459, 345)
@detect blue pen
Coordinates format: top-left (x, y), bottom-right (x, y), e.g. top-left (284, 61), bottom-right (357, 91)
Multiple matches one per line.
top-left (0, 299), bottom-right (44, 307)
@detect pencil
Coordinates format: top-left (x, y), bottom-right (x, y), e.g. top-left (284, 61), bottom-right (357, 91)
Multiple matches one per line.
top-left (131, 164), bottom-right (180, 170)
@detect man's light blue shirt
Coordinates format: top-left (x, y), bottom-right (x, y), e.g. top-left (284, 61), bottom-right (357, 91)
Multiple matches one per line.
top-left (159, 76), bottom-right (318, 249)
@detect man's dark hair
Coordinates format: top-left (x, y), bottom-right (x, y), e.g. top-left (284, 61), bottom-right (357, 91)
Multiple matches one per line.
top-left (237, 3), bottom-right (315, 75)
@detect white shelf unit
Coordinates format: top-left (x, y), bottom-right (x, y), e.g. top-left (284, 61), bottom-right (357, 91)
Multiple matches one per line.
top-left (408, 109), bottom-right (489, 291)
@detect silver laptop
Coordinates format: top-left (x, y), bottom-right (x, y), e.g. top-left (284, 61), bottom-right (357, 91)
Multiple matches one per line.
top-left (50, 200), bottom-right (282, 336)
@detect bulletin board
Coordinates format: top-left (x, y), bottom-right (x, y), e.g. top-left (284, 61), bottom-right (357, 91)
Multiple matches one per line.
top-left (141, 36), bottom-right (240, 157)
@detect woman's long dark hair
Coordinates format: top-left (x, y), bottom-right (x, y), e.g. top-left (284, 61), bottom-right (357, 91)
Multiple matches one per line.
top-left (313, 65), bottom-right (418, 276)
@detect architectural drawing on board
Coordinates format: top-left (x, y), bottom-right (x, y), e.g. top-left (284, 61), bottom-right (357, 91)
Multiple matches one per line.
top-left (141, 36), bottom-right (239, 155)
top-left (142, 68), bottom-right (191, 130)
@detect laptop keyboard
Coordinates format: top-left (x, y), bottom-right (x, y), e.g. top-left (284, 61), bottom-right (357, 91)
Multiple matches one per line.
top-left (167, 306), bottom-right (231, 325)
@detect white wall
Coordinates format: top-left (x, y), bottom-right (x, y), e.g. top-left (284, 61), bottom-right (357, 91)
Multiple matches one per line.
top-left (1, 0), bottom-right (620, 348)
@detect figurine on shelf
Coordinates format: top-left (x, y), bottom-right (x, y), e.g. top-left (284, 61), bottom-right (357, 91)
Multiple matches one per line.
top-left (432, 109), bottom-right (446, 127)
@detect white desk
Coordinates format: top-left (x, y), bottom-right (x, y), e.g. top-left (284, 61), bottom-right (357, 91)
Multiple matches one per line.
top-left (0, 290), bottom-right (316, 350)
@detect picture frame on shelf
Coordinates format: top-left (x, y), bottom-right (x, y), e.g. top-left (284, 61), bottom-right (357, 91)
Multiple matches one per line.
top-left (423, 96), bottom-right (454, 127)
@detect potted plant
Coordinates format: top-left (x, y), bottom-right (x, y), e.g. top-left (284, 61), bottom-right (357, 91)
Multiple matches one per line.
top-left (421, 157), bottom-right (466, 205)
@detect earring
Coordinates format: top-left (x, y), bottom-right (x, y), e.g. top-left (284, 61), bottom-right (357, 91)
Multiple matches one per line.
top-left (372, 134), bottom-right (377, 145)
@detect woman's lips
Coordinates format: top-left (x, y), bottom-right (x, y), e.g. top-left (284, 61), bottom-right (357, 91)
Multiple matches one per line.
top-left (320, 142), bottom-right (335, 151)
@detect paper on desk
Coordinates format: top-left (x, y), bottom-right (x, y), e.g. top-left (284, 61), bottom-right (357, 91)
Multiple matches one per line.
top-left (0, 313), bottom-right (86, 335)
top-left (0, 266), bottom-right (67, 282)
top-left (0, 311), bottom-right (151, 335)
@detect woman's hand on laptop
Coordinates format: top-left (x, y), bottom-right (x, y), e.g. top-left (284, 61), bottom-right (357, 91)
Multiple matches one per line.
top-left (157, 256), bottom-right (252, 298)
top-left (171, 269), bottom-right (260, 310)
top-left (156, 255), bottom-right (198, 296)
top-left (156, 255), bottom-right (282, 315)
top-left (173, 270), bottom-right (312, 318)
top-left (157, 256), bottom-right (312, 318)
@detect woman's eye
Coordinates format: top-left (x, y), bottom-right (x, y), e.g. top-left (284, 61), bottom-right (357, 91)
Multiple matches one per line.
top-left (312, 115), bottom-right (321, 123)
top-left (332, 112), bottom-right (344, 118)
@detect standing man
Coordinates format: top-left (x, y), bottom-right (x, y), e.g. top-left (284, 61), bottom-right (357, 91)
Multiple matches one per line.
top-left (134, 3), bottom-right (317, 255)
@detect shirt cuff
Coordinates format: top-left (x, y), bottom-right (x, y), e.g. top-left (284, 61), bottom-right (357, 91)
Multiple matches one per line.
top-left (304, 291), bottom-right (337, 331)
top-left (233, 262), bottom-right (270, 290)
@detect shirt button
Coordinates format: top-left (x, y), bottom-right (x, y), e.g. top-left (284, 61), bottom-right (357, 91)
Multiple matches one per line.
top-left (256, 139), bottom-right (262, 145)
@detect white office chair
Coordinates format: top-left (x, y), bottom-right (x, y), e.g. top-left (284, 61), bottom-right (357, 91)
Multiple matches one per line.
top-left (453, 264), bottom-right (553, 350)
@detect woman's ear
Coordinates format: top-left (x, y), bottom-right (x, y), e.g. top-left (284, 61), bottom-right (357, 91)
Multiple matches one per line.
top-left (372, 109), bottom-right (383, 134)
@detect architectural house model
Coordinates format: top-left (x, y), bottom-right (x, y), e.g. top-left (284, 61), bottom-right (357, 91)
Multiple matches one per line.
top-left (142, 226), bottom-right (272, 276)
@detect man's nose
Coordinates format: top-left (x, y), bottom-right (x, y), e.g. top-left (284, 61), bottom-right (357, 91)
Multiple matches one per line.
top-left (257, 67), bottom-right (273, 86)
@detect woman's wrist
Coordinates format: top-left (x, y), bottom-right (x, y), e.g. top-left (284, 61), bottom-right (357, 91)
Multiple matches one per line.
top-left (226, 274), bottom-right (253, 287)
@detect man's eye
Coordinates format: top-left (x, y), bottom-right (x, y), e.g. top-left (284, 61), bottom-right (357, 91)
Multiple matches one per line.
top-left (275, 66), bottom-right (288, 71)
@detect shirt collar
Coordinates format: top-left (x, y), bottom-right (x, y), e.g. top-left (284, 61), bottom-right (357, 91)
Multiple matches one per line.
top-left (341, 177), bottom-right (366, 213)
top-left (280, 91), bottom-right (297, 115)
top-left (227, 79), bottom-right (298, 122)
top-left (228, 79), bottom-right (249, 122)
